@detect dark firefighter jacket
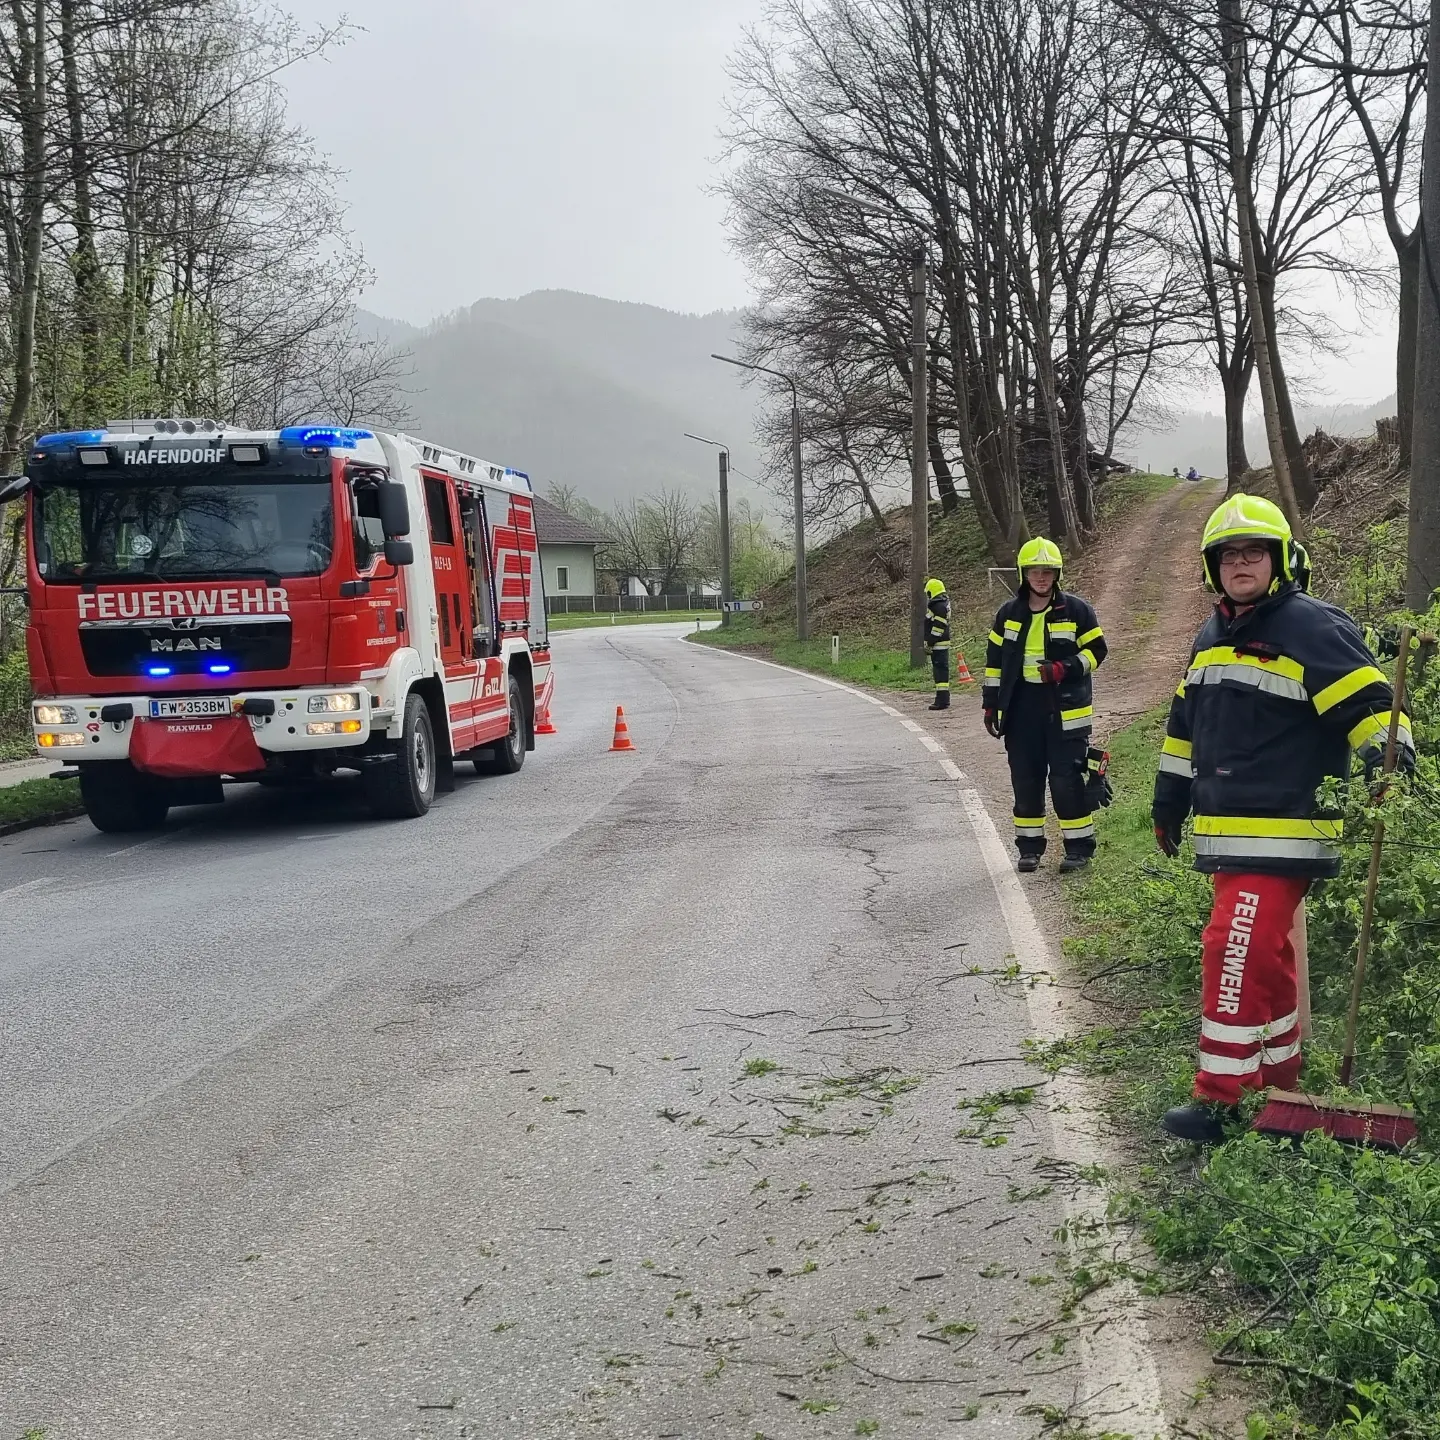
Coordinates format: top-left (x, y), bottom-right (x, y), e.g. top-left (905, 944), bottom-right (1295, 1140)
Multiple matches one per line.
top-left (1152, 581), bottom-right (1411, 877)
top-left (925, 595), bottom-right (951, 652)
top-left (982, 589), bottom-right (1106, 737)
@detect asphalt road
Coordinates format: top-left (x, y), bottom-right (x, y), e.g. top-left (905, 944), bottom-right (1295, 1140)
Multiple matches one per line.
top-left (1, 624), bottom-right (1108, 1438)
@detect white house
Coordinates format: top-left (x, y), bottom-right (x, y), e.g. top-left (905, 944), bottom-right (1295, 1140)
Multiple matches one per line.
top-left (531, 495), bottom-right (608, 599)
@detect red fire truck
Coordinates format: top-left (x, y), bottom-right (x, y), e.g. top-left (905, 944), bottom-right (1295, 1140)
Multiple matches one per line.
top-left (3, 420), bottom-right (555, 832)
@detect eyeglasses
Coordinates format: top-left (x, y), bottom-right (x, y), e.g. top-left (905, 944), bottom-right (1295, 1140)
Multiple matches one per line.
top-left (1218, 544), bottom-right (1270, 566)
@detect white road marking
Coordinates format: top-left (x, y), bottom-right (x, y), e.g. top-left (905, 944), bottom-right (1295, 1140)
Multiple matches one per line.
top-left (960, 789), bottom-right (1168, 1437)
top-left (0, 875), bottom-right (58, 900)
top-left (105, 838), bottom-right (163, 859)
top-left (683, 636), bottom-right (1170, 1436)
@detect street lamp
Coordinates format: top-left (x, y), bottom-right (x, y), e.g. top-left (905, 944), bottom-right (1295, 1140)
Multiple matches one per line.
top-left (800, 185), bottom-right (930, 668)
top-left (711, 353), bottom-right (809, 641)
top-left (683, 431), bottom-right (732, 626)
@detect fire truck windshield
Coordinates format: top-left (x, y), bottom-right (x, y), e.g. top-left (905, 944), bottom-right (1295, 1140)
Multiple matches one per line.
top-left (33, 471), bottom-right (334, 583)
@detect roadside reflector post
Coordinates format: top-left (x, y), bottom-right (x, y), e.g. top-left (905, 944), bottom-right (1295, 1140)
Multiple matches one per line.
top-left (831, 634), bottom-right (840, 665)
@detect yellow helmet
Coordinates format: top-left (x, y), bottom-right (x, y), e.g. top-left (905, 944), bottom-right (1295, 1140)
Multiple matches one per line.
top-left (924, 577), bottom-right (947, 600)
top-left (1201, 493), bottom-right (1300, 593)
top-left (1016, 536), bottom-right (1063, 588)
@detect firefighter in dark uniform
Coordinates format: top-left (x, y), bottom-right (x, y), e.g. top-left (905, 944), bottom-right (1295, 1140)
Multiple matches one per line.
top-left (982, 537), bottom-right (1107, 873)
top-left (925, 577), bottom-right (952, 710)
top-left (1153, 495), bottom-right (1413, 1142)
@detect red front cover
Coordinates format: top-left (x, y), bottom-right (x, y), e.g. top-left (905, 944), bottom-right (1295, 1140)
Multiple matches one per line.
top-left (129, 715), bottom-right (264, 778)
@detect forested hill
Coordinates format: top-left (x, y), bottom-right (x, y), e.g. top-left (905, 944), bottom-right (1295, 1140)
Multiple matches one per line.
top-left (358, 292), bottom-right (764, 505)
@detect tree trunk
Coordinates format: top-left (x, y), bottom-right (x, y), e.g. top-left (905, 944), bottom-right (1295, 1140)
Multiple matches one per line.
top-left (1221, 361), bottom-right (1252, 491)
top-left (2, 0), bottom-right (49, 476)
top-left (1407, 0), bottom-right (1440, 608)
top-left (1220, 0), bottom-right (1302, 532)
top-left (929, 432), bottom-right (959, 514)
top-left (60, 0), bottom-right (103, 422)
top-left (1256, 267), bottom-right (1318, 511)
top-left (1397, 230), bottom-right (1420, 468)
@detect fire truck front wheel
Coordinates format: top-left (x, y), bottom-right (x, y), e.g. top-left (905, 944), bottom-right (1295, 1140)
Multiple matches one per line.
top-left (79, 762), bottom-right (170, 834)
top-left (366, 691), bottom-right (437, 820)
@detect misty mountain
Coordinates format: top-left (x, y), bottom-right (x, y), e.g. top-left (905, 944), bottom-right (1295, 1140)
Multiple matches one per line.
top-left (1122, 397), bottom-right (1395, 479)
top-left (358, 291), bottom-right (765, 508)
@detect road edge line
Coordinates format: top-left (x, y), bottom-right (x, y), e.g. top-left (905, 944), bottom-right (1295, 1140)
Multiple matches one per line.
top-left (681, 637), bottom-right (1170, 1435)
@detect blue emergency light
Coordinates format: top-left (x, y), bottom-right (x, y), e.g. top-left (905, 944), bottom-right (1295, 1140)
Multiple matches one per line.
top-left (35, 430), bottom-right (106, 449)
top-left (147, 665), bottom-right (173, 677)
top-left (207, 663), bottom-right (232, 675)
top-left (277, 426), bottom-right (374, 450)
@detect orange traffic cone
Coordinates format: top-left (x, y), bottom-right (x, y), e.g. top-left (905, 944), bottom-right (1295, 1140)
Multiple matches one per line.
top-left (610, 705), bottom-right (635, 752)
top-left (954, 652), bottom-right (975, 683)
top-left (535, 704), bottom-right (558, 736)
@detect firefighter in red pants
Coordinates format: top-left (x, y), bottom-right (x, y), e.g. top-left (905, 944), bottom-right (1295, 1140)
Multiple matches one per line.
top-left (1153, 495), bottom-right (1414, 1143)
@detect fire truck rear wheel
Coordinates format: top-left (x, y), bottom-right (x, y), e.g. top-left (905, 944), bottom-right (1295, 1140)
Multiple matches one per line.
top-left (476, 676), bottom-right (526, 776)
top-left (79, 763), bottom-right (170, 833)
top-left (366, 691), bottom-right (436, 819)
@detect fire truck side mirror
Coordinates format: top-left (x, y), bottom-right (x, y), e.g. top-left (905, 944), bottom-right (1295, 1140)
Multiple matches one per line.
top-left (383, 539), bottom-right (414, 567)
top-left (377, 482), bottom-right (410, 539)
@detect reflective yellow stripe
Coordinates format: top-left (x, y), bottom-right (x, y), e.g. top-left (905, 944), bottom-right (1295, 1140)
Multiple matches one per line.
top-left (1162, 736), bottom-right (1192, 759)
top-left (984, 667), bottom-right (1001, 679)
top-left (935, 682), bottom-right (951, 691)
top-left (1061, 706), bottom-right (1093, 722)
top-left (1048, 622), bottom-right (1077, 636)
top-left (1058, 814), bottom-right (1094, 831)
top-left (989, 630), bottom-right (1004, 646)
top-left (1176, 679), bottom-right (1187, 699)
top-left (1004, 620), bottom-right (1023, 634)
top-left (1191, 645), bottom-right (1305, 686)
top-left (1079, 648), bottom-right (1098, 671)
top-left (1079, 626), bottom-right (1103, 646)
top-left (1348, 712), bottom-right (1413, 752)
top-left (1313, 665), bottom-right (1388, 714)
top-left (1014, 816), bottom-right (1046, 827)
top-left (1192, 815), bottom-right (1343, 841)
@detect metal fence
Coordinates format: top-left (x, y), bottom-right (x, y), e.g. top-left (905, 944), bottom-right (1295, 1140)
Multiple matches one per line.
top-left (544, 593), bottom-right (724, 615)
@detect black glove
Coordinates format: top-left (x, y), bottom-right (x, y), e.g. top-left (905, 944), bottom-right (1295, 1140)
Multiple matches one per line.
top-left (1153, 811), bottom-right (1183, 858)
top-left (983, 708), bottom-right (1002, 739)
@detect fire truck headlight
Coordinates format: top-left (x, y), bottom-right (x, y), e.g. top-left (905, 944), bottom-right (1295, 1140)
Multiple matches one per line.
top-left (37, 731), bottom-right (85, 748)
top-left (34, 704), bottom-right (77, 725)
top-left (308, 692), bottom-right (360, 713)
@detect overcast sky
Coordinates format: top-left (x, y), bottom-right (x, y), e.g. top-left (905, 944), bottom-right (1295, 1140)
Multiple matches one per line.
top-left (280, 0), bottom-right (769, 324)
top-left (279, 0), bottom-right (1397, 411)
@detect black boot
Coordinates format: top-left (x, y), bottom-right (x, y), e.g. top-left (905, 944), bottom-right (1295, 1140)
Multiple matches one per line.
top-left (1161, 1101), bottom-right (1238, 1144)
top-left (1017, 854), bottom-right (1040, 873)
top-left (928, 693), bottom-right (950, 711)
top-left (1059, 853), bottom-right (1091, 874)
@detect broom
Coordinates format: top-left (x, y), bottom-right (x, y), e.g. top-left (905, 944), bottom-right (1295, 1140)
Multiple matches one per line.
top-left (1252, 624), bottom-right (1420, 1152)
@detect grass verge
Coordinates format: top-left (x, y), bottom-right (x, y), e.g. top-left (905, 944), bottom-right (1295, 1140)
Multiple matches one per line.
top-left (0, 774), bottom-right (83, 829)
top-left (1052, 618), bottom-right (1440, 1438)
top-left (547, 610), bottom-right (719, 630)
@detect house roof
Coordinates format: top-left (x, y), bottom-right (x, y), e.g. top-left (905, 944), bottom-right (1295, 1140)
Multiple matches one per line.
top-left (531, 494), bottom-right (609, 547)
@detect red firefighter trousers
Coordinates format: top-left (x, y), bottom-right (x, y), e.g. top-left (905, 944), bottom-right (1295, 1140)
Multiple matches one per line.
top-left (1194, 872), bottom-right (1309, 1105)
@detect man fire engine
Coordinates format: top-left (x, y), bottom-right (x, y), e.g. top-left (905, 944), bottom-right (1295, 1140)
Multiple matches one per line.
top-left (4, 419), bottom-right (555, 833)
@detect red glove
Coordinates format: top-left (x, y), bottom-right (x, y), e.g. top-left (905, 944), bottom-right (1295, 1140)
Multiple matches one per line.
top-left (1154, 817), bottom-right (1182, 858)
top-left (1038, 660), bottom-right (1067, 685)
top-left (983, 708), bottom-right (1002, 739)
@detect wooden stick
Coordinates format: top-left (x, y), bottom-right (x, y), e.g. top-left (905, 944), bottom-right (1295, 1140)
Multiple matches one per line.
top-left (1339, 625), bottom-right (1412, 1088)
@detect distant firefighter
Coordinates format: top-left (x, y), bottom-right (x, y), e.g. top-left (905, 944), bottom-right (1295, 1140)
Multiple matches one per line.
top-left (924, 578), bottom-right (952, 710)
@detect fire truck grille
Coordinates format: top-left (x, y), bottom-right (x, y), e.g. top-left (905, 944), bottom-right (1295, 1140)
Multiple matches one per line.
top-left (79, 619), bottom-right (292, 676)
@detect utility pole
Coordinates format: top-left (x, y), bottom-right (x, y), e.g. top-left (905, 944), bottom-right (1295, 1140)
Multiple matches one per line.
top-left (909, 247), bottom-right (929, 670)
top-left (711, 354), bottom-right (808, 640)
top-left (1407, 0), bottom-right (1440, 608)
top-left (718, 446), bottom-right (732, 625)
top-left (683, 431), bottom-right (733, 626)
top-left (791, 394), bottom-right (808, 640)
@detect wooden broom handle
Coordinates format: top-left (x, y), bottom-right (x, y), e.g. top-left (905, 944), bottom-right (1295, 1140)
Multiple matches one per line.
top-left (1340, 624), bottom-right (1412, 1087)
